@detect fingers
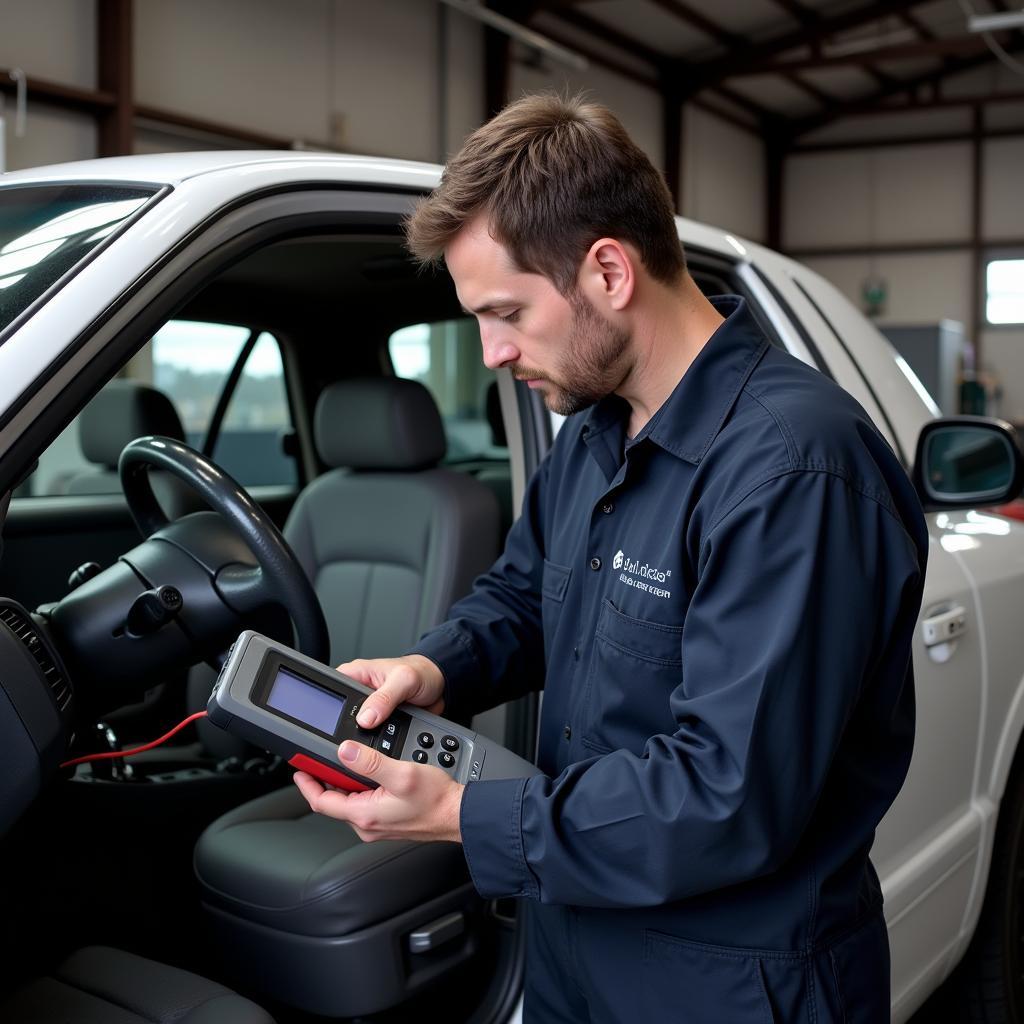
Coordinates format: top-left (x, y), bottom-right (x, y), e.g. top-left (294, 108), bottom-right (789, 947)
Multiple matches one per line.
top-left (354, 664), bottom-right (420, 729)
top-left (336, 658), bottom-right (373, 683)
top-left (338, 740), bottom-right (412, 796)
top-left (292, 769), bottom-right (378, 825)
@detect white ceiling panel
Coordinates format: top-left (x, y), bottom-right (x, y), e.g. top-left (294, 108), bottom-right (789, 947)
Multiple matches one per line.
top-left (722, 74), bottom-right (822, 117)
top-left (532, 11), bottom-right (659, 79)
top-left (796, 64), bottom-right (881, 100)
top-left (799, 105), bottom-right (974, 144)
top-left (676, 0), bottom-right (790, 40)
top-left (692, 93), bottom-right (760, 127)
top-left (874, 57), bottom-right (947, 79)
top-left (912, 0), bottom-right (972, 37)
top-left (581, 1), bottom-right (716, 57)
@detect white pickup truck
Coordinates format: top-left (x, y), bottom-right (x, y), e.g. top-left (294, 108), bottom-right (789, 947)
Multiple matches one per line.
top-left (0, 152), bottom-right (1021, 1023)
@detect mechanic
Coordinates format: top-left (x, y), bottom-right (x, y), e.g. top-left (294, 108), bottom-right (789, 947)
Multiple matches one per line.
top-left (292, 93), bottom-right (929, 1022)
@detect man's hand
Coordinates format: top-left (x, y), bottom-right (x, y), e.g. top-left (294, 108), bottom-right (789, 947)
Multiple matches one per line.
top-left (293, 740), bottom-right (464, 844)
top-left (337, 654), bottom-right (445, 729)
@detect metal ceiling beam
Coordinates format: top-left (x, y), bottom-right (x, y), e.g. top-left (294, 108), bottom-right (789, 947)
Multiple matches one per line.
top-left (640, 0), bottom-right (838, 109)
top-left (733, 34), bottom-right (997, 75)
top-left (535, 5), bottom-right (786, 126)
top-left (645, 0), bottom-right (743, 48)
top-left (483, 2), bottom-right (546, 116)
top-left (764, 0), bottom-right (816, 28)
top-left (663, 84), bottom-right (684, 209)
top-left (788, 38), bottom-right (1024, 137)
top-left (97, 0), bottom-right (133, 156)
top-left (0, 71), bottom-right (116, 114)
top-left (761, 0), bottom-right (894, 90)
top-left (689, 0), bottom-right (930, 90)
top-left (792, 124), bottom-right (1024, 152)
top-left (516, 14), bottom-right (659, 88)
top-left (837, 87), bottom-right (1024, 114)
top-left (899, 9), bottom-right (936, 39)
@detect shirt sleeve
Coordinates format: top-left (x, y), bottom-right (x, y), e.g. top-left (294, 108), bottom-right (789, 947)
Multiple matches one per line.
top-left (457, 468), bottom-right (926, 906)
top-left (407, 452), bottom-right (552, 723)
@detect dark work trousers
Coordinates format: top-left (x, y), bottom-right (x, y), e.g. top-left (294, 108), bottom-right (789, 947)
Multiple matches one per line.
top-left (521, 900), bottom-right (892, 1023)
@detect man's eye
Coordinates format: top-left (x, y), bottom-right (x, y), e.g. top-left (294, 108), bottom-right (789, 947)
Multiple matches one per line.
top-left (498, 310), bottom-right (519, 324)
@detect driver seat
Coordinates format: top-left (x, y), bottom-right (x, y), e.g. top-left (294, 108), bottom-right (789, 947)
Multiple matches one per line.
top-left (193, 377), bottom-right (502, 1018)
top-left (0, 945), bottom-right (275, 1023)
top-left (63, 379), bottom-right (205, 519)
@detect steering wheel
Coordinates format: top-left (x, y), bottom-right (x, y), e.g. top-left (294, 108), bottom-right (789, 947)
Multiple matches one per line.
top-left (48, 436), bottom-right (329, 703)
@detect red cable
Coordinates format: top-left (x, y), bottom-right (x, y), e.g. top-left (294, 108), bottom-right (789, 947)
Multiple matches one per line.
top-left (60, 710), bottom-right (209, 768)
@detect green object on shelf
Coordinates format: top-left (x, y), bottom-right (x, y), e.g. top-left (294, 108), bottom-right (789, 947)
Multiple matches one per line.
top-left (960, 378), bottom-right (987, 415)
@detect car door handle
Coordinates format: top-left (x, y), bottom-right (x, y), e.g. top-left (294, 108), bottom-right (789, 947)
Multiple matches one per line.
top-left (921, 605), bottom-right (968, 648)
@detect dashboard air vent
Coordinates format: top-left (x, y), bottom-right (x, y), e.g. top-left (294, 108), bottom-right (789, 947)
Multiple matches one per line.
top-left (0, 606), bottom-right (72, 712)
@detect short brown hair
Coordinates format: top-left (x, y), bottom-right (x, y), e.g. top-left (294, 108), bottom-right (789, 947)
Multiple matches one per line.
top-left (405, 93), bottom-right (685, 294)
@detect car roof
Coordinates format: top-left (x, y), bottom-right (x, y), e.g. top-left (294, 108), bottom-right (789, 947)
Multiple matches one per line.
top-left (0, 150), bottom-right (750, 260)
top-left (0, 150), bottom-right (444, 189)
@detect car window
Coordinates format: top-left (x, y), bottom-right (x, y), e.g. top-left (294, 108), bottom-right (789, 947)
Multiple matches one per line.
top-left (17, 319), bottom-right (296, 497)
top-left (389, 317), bottom-right (507, 462)
top-left (211, 331), bottom-right (297, 487)
top-left (151, 319), bottom-right (252, 446)
top-left (0, 183), bottom-right (159, 337)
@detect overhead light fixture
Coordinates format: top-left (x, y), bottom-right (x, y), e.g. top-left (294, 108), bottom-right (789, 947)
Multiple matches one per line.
top-left (439, 0), bottom-right (589, 72)
top-left (968, 9), bottom-right (1024, 32)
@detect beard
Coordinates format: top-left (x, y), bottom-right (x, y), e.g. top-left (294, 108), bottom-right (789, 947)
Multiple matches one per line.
top-left (511, 293), bottom-right (632, 416)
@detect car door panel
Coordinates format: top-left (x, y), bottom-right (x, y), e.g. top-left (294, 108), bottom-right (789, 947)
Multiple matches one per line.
top-left (874, 530), bottom-right (983, 1020)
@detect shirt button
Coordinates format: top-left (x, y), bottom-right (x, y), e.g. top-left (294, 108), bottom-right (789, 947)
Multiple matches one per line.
top-left (563, 724), bottom-right (572, 741)
top-left (573, 646), bottom-right (579, 660)
top-left (601, 502), bottom-right (614, 514)
top-left (590, 557), bottom-right (602, 571)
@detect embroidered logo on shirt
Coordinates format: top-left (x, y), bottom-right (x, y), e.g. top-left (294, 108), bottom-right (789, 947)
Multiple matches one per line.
top-left (614, 550), bottom-right (672, 599)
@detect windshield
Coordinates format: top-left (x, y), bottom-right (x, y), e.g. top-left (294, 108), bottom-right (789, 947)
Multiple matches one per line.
top-left (0, 183), bottom-right (160, 335)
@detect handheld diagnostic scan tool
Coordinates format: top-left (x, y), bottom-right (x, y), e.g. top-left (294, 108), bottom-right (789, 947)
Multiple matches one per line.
top-left (208, 631), bottom-right (540, 791)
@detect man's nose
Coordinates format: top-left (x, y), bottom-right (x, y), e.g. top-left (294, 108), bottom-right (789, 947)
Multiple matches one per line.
top-left (480, 329), bottom-right (519, 370)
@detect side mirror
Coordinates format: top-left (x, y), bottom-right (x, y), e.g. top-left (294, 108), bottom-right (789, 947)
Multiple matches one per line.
top-left (912, 416), bottom-right (1024, 513)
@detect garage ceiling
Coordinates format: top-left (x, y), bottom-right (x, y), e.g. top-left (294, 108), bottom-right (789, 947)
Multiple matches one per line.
top-left (507, 0), bottom-right (1024, 140)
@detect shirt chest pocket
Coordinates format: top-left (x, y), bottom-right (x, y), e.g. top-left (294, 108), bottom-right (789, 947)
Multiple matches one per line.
top-left (583, 598), bottom-right (683, 754)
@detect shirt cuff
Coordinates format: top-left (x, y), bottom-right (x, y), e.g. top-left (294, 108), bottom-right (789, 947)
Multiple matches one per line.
top-left (407, 625), bottom-right (482, 724)
top-left (459, 776), bottom-right (538, 900)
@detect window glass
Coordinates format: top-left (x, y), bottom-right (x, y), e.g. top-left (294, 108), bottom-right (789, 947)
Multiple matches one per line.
top-left (17, 320), bottom-right (295, 497)
top-left (388, 317), bottom-right (506, 461)
top-left (214, 332), bottom-right (297, 486)
top-left (152, 319), bottom-right (250, 445)
top-left (987, 259), bottom-right (1024, 325)
top-left (0, 184), bottom-right (158, 336)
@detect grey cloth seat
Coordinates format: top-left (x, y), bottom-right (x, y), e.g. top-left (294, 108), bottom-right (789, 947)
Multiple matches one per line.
top-left (63, 379), bottom-right (205, 519)
top-left (194, 377), bottom-right (501, 1017)
top-left (0, 946), bottom-right (275, 1023)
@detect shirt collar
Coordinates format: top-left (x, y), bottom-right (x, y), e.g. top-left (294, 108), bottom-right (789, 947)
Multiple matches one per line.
top-left (582, 294), bottom-right (770, 466)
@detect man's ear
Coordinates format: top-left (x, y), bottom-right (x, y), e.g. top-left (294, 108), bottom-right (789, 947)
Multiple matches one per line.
top-left (580, 238), bottom-right (635, 312)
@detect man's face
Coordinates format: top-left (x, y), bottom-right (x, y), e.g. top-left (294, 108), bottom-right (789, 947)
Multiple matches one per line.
top-left (445, 217), bottom-right (632, 416)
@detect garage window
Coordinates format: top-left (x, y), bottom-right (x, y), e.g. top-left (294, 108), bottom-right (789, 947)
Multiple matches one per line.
top-left (986, 259), bottom-right (1024, 326)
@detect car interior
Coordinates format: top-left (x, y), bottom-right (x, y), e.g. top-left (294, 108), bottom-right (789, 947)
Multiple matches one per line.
top-left (0, 220), bottom-right (752, 1022)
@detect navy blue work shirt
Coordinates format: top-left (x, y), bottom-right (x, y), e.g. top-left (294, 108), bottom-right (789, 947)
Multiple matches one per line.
top-left (411, 294), bottom-right (928, 967)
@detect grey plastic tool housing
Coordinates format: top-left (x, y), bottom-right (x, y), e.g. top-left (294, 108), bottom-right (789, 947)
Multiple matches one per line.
top-left (208, 630), bottom-right (540, 786)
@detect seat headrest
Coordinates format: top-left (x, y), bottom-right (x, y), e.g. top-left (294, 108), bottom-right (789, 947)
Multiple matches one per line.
top-left (314, 378), bottom-right (447, 470)
top-left (79, 380), bottom-right (186, 469)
